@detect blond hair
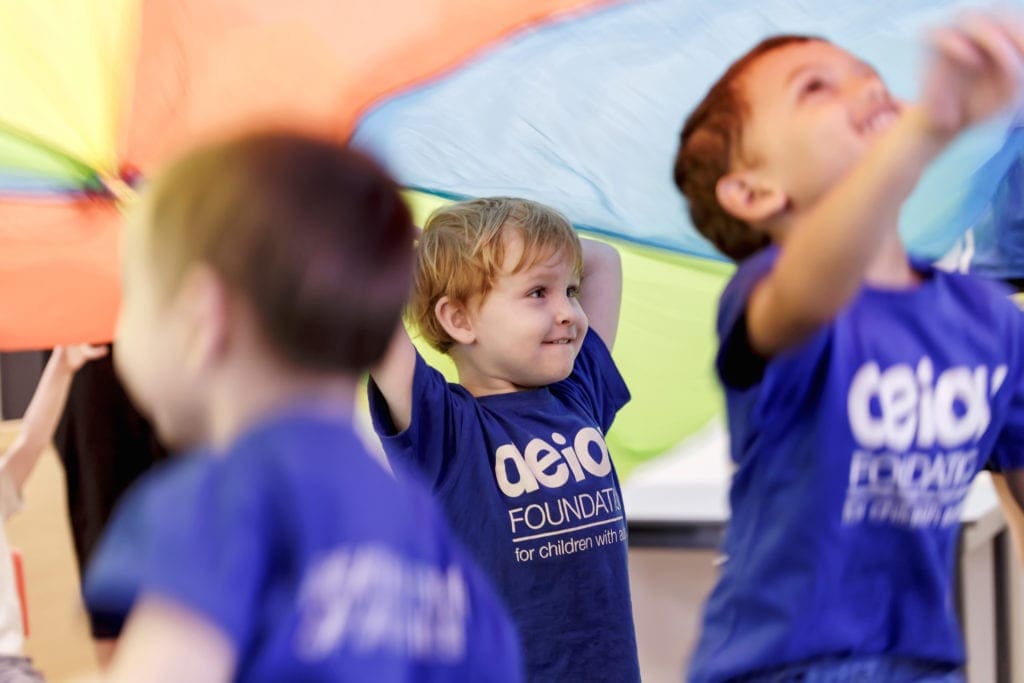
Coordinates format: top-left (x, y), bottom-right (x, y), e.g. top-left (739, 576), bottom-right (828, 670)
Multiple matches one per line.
top-left (411, 197), bottom-right (582, 352)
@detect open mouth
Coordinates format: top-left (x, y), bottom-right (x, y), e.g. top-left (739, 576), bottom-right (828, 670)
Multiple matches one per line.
top-left (543, 338), bottom-right (575, 345)
top-left (856, 103), bottom-right (900, 136)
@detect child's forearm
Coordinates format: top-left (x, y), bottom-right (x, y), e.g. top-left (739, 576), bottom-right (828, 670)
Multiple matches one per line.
top-left (1, 351), bottom-right (77, 494)
top-left (765, 16), bottom-right (1024, 348)
top-left (368, 324), bottom-right (417, 433)
top-left (579, 239), bottom-right (623, 349)
top-left (762, 108), bottom-right (947, 337)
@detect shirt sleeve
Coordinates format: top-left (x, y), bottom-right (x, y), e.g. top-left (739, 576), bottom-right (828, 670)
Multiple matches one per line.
top-left (715, 249), bottom-right (776, 389)
top-left (556, 328), bottom-right (630, 433)
top-left (83, 456), bottom-right (269, 653)
top-left (715, 248), bottom-right (835, 437)
top-left (988, 300), bottom-right (1024, 472)
top-left (367, 353), bottom-right (466, 489)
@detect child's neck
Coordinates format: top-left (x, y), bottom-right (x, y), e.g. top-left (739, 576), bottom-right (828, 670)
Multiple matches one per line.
top-left (450, 351), bottom-right (525, 398)
top-left (205, 351), bottom-right (357, 450)
top-left (456, 368), bottom-right (523, 398)
top-left (774, 219), bottom-right (920, 289)
top-left (862, 231), bottom-right (921, 289)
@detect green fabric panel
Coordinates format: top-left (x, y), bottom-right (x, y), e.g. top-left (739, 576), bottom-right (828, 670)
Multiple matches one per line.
top-left (0, 128), bottom-right (97, 188)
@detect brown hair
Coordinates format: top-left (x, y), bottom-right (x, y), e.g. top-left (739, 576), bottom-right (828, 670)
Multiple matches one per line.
top-left (411, 197), bottom-right (582, 353)
top-left (143, 131), bottom-right (415, 372)
top-left (674, 35), bottom-right (818, 261)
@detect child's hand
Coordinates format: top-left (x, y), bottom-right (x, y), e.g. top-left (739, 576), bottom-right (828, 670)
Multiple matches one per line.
top-left (53, 344), bottom-right (109, 374)
top-left (921, 12), bottom-right (1024, 139)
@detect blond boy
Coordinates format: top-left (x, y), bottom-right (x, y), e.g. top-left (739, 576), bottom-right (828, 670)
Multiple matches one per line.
top-left (370, 197), bottom-right (639, 681)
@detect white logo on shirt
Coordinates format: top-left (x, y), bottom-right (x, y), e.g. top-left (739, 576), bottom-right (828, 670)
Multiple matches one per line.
top-left (294, 544), bottom-right (468, 663)
top-left (848, 358), bottom-right (1006, 451)
top-left (842, 357), bottom-right (1007, 528)
top-left (493, 427), bottom-right (612, 498)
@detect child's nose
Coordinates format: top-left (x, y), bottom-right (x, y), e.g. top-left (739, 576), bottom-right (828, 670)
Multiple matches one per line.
top-left (854, 74), bottom-right (888, 104)
top-left (555, 296), bottom-right (577, 324)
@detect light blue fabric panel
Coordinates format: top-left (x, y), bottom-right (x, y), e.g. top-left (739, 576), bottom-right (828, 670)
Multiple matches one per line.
top-left (353, 0), bottom-right (1022, 263)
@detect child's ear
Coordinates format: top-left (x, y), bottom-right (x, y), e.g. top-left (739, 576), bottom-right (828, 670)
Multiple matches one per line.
top-left (716, 170), bottom-right (788, 226)
top-left (435, 296), bottom-right (476, 345)
top-left (177, 264), bottom-right (230, 373)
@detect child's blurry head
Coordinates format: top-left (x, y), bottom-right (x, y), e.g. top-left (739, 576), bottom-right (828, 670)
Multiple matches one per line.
top-left (411, 197), bottom-right (586, 391)
top-left (116, 132), bottom-right (414, 446)
top-left (675, 36), bottom-right (900, 261)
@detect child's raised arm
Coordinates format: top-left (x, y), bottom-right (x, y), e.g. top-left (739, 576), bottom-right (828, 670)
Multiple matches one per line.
top-left (1, 344), bottom-right (107, 495)
top-left (579, 239), bottom-right (623, 351)
top-left (369, 324), bottom-right (417, 433)
top-left (748, 15), bottom-right (1024, 357)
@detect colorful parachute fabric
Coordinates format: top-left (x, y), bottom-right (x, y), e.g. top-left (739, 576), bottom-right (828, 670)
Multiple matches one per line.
top-left (4, 0), bottom-right (1024, 486)
top-left (356, 0), bottom-right (1024, 478)
top-left (0, 0), bottom-right (600, 348)
top-left (353, 0), bottom-right (1024, 262)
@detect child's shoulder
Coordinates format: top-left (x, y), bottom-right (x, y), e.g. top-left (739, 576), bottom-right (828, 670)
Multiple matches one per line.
top-left (715, 246), bottom-right (779, 336)
top-left (549, 328), bottom-right (630, 421)
top-left (931, 266), bottom-right (1019, 315)
top-left (916, 267), bottom-right (1024, 351)
top-left (937, 266), bottom-right (1014, 295)
top-left (727, 245), bottom-right (779, 281)
top-left (720, 246), bottom-right (779, 301)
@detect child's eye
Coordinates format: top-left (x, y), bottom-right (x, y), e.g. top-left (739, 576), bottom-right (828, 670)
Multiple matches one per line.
top-left (800, 77), bottom-right (829, 97)
top-left (567, 285), bottom-right (580, 299)
top-left (528, 287), bottom-right (546, 298)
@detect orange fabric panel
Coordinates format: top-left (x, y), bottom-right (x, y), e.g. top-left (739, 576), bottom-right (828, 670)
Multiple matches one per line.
top-left (4, 0), bottom-right (609, 348)
top-left (122, 0), bottom-right (604, 168)
top-left (0, 199), bottom-right (120, 349)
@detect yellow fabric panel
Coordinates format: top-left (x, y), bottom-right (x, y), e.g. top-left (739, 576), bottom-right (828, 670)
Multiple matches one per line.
top-left (0, 0), bottom-right (138, 174)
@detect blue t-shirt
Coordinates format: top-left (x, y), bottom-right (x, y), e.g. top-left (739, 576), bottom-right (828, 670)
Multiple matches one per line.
top-left (368, 330), bottom-right (640, 682)
top-left (689, 246), bottom-right (1024, 682)
top-left (84, 410), bottom-right (523, 683)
